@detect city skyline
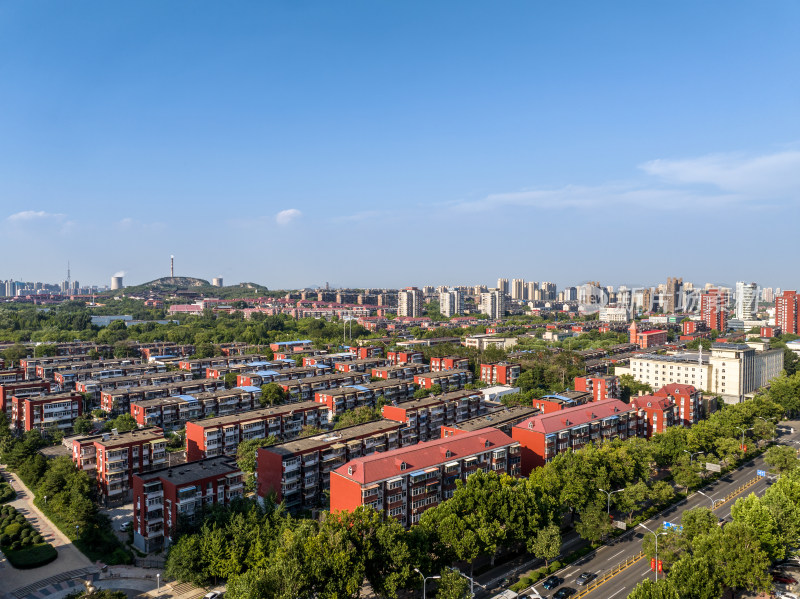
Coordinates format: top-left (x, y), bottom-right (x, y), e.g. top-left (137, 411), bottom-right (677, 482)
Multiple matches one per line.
top-left (2, 2), bottom-right (799, 287)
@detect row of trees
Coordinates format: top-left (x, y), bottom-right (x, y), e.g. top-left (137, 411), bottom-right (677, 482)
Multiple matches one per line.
top-left (632, 457), bottom-right (800, 599)
top-left (165, 386), bottom-right (789, 598)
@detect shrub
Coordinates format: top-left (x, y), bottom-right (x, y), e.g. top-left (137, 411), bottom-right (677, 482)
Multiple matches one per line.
top-left (549, 560), bottom-right (562, 573)
top-left (4, 522), bottom-right (22, 539)
top-left (3, 542), bottom-right (58, 569)
top-left (33, 534), bottom-right (43, 544)
top-left (0, 482), bottom-right (15, 503)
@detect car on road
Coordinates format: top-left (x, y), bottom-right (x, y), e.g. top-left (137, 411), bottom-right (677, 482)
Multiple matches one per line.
top-left (575, 572), bottom-right (596, 586)
top-left (203, 593), bottom-right (222, 599)
top-left (542, 575), bottom-right (560, 590)
top-left (773, 574), bottom-right (798, 585)
top-left (119, 521), bottom-right (132, 532)
top-left (553, 587), bottom-right (575, 599)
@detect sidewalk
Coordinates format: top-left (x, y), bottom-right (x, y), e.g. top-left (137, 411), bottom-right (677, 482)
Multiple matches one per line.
top-left (0, 467), bottom-right (93, 594)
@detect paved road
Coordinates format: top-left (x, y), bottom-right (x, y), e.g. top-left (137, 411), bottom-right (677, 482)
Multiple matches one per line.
top-left (526, 420), bottom-right (800, 599)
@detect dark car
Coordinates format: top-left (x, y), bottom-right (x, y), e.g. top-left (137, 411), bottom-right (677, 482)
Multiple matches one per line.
top-left (553, 587), bottom-right (575, 599)
top-left (575, 572), bottom-right (596, 586)
top-left (774, 574), bottom-right (798, 585)
top-left (542, 575), bottom-right (560, 590)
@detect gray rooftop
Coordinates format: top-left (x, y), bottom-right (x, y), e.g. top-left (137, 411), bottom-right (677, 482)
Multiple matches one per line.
top-left (138, 456), bottom-right (240, 486)
top-left (264, 420), bottom-right (402, 456)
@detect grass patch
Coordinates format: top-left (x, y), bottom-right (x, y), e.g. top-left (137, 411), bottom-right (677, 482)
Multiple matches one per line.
top-left (2, 542), bottom-right (58, 568)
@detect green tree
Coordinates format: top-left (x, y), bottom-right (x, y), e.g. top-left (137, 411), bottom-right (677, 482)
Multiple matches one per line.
top-left (73, 414), bottom-right (94, 435)
top-left (628, 579), bottom-right (680, 599)
top-left (334, 406), bottom-right (378, 430)
top-left (235, 437), bottom-right (278, 481)
top-left (166, 535), bottom-right (208, 585)
top-left (575, 502), bottom-right (612, 544)
top-left (260, 383), bottom-right (287, 407)
top-left (224, 372), bottom-right (238, 389)
top-left (764, 444), bottom-right (799, 474)
top-left (103, 413), bottom-right (138, 433)
top-left (730, 493), bottom-right (784, 561)
top-left (642, 527), bottom-right (685, 572)
top-left (692, 521), bottom-right (771, 592)
top-left (435, 568), bottom-right (471, 598)
top-left (528, 523), bottom-right (560, 567)
top-left (667, 554), bottom-right (722, 599)
top-left (619, 374), bottom-right (653, 402)
top-left (2, 343), bottom-right (29, 365)
top-left (680, 507), bottom-right (718, 543)
top-left (672, 456), bottom-right (702, 493)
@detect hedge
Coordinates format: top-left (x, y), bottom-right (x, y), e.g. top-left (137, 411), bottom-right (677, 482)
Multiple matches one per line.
top-left (0, 482), bottom-right (15, 504)
top-left (3, 542), bottom-right (58, 569)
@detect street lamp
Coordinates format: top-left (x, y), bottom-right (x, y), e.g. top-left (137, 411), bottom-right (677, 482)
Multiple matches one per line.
top-left (414, 568), bottom-right (441, 599)
top-left (697, 490), bottom-right (720, 509)
top-left (449, 567), bottom-right (486, 598)
top-left (735, 426), bottom-right (754, 451)
top-left (683, 450), bottom-right (704, 463)
top-left (598, 487), bottom-right (625, 515)
top-left (639, 523), bottom-right (667, 581)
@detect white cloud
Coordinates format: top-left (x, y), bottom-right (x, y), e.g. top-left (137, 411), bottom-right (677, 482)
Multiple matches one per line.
top-left (639, 150), bottom-right (800, 197)
top-left (453, 148), bottom-right (799, 213)
top-left (7, 210), bottom-right (66, 222)
top-left (275, 208), bottom-right (302, 226)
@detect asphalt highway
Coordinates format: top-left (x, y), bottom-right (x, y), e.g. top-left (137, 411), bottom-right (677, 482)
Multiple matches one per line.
top-left (521, 420), bottom-right (800, 599)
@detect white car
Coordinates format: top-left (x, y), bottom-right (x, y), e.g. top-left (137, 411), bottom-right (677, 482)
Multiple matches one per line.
top-left (203, 593), bottom-right (222, 599)
top-left (119, 521), bottom-right (132, 532)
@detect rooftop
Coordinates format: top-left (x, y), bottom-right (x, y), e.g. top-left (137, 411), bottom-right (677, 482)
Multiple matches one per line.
top-left (138, 456), bottom-right (240, 486)
top-left (332, 428), bottom-right (517, 485)
top-left (73, 427), bottom-right (166, 447)
top-left (186, 400), bottom-right (326, 428)
top-left (262, 420), bottom-right (402, 456)
top-left (451, 405), bottom-right (540, 432)
top-left (514, 399), bottom-right (634, 435)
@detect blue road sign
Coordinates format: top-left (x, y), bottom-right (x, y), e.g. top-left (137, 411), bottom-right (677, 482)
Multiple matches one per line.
top-left (757, 469), bottom-right (766, 477)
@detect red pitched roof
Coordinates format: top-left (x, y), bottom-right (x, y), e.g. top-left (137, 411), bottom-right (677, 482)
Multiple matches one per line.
top-left (639, 330), bottom-right (668, 336)
top-left (332, 428), bottom-right (516, 485)
top-left (631, 395), bottom-right (673, 410)
top-left (654, 383), bottom-right (696, 396)
top-left (513, 400), bottom-right (633, 435)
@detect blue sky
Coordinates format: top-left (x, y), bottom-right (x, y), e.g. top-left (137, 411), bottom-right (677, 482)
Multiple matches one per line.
top-left (1, 1), bottom-right (798, 290)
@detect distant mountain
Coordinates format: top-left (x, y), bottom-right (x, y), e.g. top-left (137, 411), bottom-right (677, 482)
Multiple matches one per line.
top-left (118, 277), bottom-right (271, 298)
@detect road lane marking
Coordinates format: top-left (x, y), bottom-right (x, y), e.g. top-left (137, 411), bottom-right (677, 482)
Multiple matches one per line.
top-left (609, 550), bottom-right (624, 560)
top-left (607, 588), bottom-right (626, 598)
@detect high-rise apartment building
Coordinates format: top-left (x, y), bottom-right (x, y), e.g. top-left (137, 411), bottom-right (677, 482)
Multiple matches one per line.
top-left (665, 277), bottom-right (683, 313)
top-left (735, 282), bottom-right (759, 320)
top-left (497, 278), bottom-right (509, 294)
top-left (526, 281), bottom-right (538, 301)
top-left (539, 282), bottom-right (557, 301)
top-left (701, 289), bottom-right (727, 332)
top-left (439, 288), bottom-right (463, 317)
top-left (762, 287), bottom-right (774, 303)
top-left (776, 290), bottom-right (799, 334)
top-left (479, 289), bottom-right (506, 319)
top-left (510, 279), bottom-right (525, 300)
top-left (397, 287), bottom-right (423, 317)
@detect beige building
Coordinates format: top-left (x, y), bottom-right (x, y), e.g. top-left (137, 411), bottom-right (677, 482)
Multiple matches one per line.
top-left (616, 343), bottom-right (783, 404)
top-left (397, 287), bottom-right (423, 317)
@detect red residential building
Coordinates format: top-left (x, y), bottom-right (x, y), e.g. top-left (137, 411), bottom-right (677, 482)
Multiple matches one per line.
top-left (329, 428), bottom-right (521, 526)
top-left (349, 346), bottom-right (383, 359)
top-left (631, 395), bottom-right (677, 438)
top-left (760, 326), bottom-right (780, 338)
top-left (531, 391), bottom-right (593, 414)
top-left (381, 391), bottom-right (485, 443)
top-left (0, 369), bottom-right (25, 384)
top-left (701, 289), bottom-right (728, 332)
top-left (386, 350), bottom-right (424, 365)
top-left (0, 380), bottom-right (51, 419)
top-left (682, 320), bottom-right (706, 335)
top-left (413, 369), bottom-right (473, 391)
top-left (511, 400), bottom-right (642, 474)
top-left (628, 322), bottom-right (668, 348)
top-left (372, 364), bottom-right (430, 381)
top-left (184, 401), bottom-right (329, 461)
top-left (653, 383), bottom-right (701, 428)
top-left (429, 356), bottom-right (470, 372)
top-left (776, 291), bottom-right (799, 335)
top-left (314, 379), bottom-right (415, 421)
top-left (479, 362), bottom-right (521, 386)
top-left (132, 457), bottom-right (244, 553)
top-left (11, 392), bottom-right (83, 433)
top-left (574, 375), bottom-right (620, 401)
top-left (256, 420), bottom-right (405, 512)
top-left (71, 428), bottom-right (168, 501)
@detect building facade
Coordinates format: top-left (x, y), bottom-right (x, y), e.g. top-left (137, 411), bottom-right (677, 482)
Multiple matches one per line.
top-left (329, 428), bottom-right (521, 526)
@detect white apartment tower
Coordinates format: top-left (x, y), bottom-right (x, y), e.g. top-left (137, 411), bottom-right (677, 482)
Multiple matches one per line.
top-left (439, 288), bottom-right (463, 317)
top-left (479, 289), bottom-right (506, 319)
top-left (397, 287), bottom-right (423, 318)
top-left (511, 278), bottom-right (525, 300)
top-left (735, 282), bottom-right (759, 320)
top-left (497, 278), bottom-right (509, 294)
